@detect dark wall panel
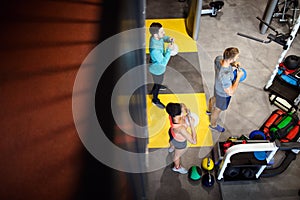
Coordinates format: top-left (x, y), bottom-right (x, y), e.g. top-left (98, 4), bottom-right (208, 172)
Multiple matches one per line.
top-left (0, 0), bottom-right (147, 199)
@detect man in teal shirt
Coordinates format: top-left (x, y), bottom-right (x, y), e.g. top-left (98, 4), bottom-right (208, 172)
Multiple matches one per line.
top-left (149, 22), bottom-right (174, 109)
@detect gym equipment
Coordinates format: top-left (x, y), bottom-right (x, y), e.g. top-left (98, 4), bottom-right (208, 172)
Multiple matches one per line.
top-left (214, 107), bottom-right (300, 182)
top-left (249, 130), bottom-right (267, 140)
top-left (260, 0), bottom-right (299, 34)
top-left (201, 157), bottom-right (214, 171)
top-left (233, 68), bottom-right (247, 82)
top-left (186, 0), bottom-right (224, 40)
top-left (241, 167), bottom-right (256, 179)
top-left (267, 55), bottom-right (300, 112)
top-left (170, 43), bottom-right (179, 56)
top-left (249, 131), bottom-right (268, 161)
top-left (263, 15), bottom-right (300, 90)
top-left (277, 55), bottom-right (300, 87)
top-left (278, 70), bottom-right (300, 87)
top-left (201, 171), bottom-right (215, 187)
top-left (282, 55), bottom-right (300, 70)
top-left (237, 15), bottom-right (300, 111)
top-left (188, 165), bottom-right (202, 181)
top-left (269, 93), bottom-right (298, 113)
top-left (217, 139), bottom-right (300, 181)
top-left (237, 15), bottom-right (300, 87)
top-left (185, 112), bottom-right (200, 128)
top-left (199, 157), bottom-right (215, 187)
top-left (215, 136), bottom-right (249, 161)
top-left (260, 109), bottom-right (286, 139)
top-left (201, 157), bottom-right (215, 187)
top-left (170, 38), bottom-right (179, 56)
top-left (201, 1), bottom-right (224, 17)
top-left (224, 166), bottom-right (240, 178)
top-left (260, 109), bottom-right (300, 142)
top-left (268, 76), bottom-right (299, 112)
top-left (260, 150), bottom-right (297, 177)
top-left (253, 151), bottom-right (267, 160)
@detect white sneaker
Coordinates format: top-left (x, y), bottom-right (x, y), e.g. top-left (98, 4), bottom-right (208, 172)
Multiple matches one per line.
top-left (168, 146), bottom-right (175, 153)
top-left (172, 166), bottom-right (188, 174)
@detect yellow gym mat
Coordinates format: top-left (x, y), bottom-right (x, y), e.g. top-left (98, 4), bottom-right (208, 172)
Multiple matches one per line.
top-left (147, 93), bottom-right (212, 148)
top-left (145, 18), bottom-right (197, 54)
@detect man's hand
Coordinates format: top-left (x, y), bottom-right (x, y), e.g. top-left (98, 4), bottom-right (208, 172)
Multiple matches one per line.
top-left (231, 61), bottom-right (240, 67)
top-left (236, 68), bottom-right (244, 79)
top-left (170, 37), bottom-right (175, 44)
top-left (167, 43), bottom-right (174, 50)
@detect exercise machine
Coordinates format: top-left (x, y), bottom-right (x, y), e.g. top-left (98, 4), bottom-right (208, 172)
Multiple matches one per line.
top-left (273, 0), bottom-right (299, 27)
top-left (260, 0), bottom-right (299, 34)
top-left (237, 15), bottom-right (300, 111)
top-left (262, 15), bottom-right (300, 90)
top-left (201, 1), bottom-right (224, 17)
top-left (186, 0), bottom-right (224, 40)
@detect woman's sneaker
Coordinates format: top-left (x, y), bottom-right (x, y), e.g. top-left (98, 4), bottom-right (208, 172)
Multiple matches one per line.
top-left (172, 166), bottom-right (188, 174)
top-left (168, 146), bottom-right (175, 153)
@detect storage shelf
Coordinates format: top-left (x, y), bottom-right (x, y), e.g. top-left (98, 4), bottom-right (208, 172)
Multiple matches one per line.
top-left (230, 152), bottom-right (267, 166)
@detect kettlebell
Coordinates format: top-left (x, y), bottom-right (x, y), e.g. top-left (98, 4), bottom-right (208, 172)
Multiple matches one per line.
top-left (201, 157), bottom-right (214, 171)
top-left (202, 172), bottom-right (215, 187)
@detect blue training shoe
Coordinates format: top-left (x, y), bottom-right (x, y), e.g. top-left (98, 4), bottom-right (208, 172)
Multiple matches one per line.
top-left (209, 124), bottom-right (225, 132)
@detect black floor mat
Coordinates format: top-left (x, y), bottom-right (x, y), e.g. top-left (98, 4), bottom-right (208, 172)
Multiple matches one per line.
top-left (146, 0), bottom-right (189, 19)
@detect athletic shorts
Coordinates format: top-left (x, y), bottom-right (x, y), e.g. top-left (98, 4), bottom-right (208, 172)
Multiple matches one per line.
top-left (168, 128), bottom-right (187, 149)
top-left (215, 93), bottom-right (231, 111)
top-left (170, 138), bottom-right (187, 149)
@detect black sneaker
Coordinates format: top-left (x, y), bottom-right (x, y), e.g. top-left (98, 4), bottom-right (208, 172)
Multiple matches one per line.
top-left (159, 85), bottom-right (167, 91)
top-left (152, 100), bottom-right (165, 109)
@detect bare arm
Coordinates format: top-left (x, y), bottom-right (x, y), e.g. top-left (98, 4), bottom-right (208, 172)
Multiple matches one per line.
top-left (224, 69), bottom-right (244, 96)
top-left (179, 115), bottom-right (197, 144)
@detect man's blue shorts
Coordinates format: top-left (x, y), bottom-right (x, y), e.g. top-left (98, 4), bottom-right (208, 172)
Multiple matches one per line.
top-left (215, 93), bottom-right (231, 111)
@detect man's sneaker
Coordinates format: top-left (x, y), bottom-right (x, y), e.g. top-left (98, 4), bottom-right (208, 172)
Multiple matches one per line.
top-left (152, 100), bottom-right (165, 109)
top-left (172, 166), bottom-right (188, 174)
top-left (159, 85), bottom-right (167, 91)
top-left (206, 110), bottom-right (211, 115)
top-left (209, 124), bottom-right (225, 132)
top-left (168, 146), bottom-right (175, 153)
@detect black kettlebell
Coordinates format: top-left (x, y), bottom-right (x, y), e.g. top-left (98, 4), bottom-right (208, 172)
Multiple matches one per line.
top-left (201, 172), bottom-right (215, 187)
top-left (225, 166), bottom-right (240, 178)
top-left (283, 55), bottom-right (300, 70)
top-left (241, 168), bottom-right (255, 179)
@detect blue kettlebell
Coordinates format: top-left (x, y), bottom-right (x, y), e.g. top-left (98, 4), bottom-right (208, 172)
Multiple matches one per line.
top-left (233, 68), bottom-right (247, 82)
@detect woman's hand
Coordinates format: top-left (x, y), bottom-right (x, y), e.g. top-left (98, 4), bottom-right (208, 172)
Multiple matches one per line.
top-left (187, 110), bottom-right (195, 126)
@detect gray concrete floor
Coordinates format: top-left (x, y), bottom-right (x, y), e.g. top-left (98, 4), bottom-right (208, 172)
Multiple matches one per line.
top-left (146, 0), bottom-right (300, 199)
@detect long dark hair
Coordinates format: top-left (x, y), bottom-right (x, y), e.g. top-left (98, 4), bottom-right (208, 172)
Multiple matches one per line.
top-left (166, 103), bottom-right (181, 117)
